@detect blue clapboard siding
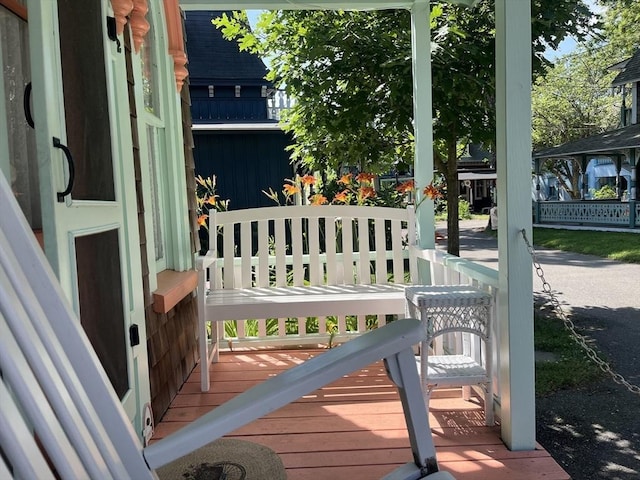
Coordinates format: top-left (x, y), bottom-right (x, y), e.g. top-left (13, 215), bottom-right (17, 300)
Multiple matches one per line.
top-left (193, 130), bottom-right (295, 210)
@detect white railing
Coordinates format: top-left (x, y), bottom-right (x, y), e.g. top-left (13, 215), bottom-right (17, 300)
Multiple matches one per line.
top-left (267, 89), bottom-right (295, 120)
top-left (538, 201), bottom-right (631, 226)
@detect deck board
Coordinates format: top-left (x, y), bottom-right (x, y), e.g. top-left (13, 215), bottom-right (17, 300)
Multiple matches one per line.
top-left (153, 349), bottom-right (569, 480)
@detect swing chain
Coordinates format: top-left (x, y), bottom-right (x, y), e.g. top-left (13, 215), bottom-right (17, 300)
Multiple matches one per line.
top-left (520, 229), bottom-right (640, 396)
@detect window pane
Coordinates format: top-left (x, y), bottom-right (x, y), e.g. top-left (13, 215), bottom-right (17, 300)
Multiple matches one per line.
top-left (57, 0), bottom-right (115, 201)
top-left (140, 5), bottom-right (159, 116)
top-left (147, 125), bottom-right (164, 262)
top-left (1, 6), bottom-right (41, 228)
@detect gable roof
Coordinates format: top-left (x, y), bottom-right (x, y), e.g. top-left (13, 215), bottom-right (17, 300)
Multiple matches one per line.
top-left (611, 49), bottom-right (640, 87)
top-left (185, 11), bottom-right (270, 87)
top-left (533, 123), bottom-right (640, 159)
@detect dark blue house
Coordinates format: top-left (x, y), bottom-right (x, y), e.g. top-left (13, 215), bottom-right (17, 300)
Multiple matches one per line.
top-left (185, 11), bottom-right (294, 210)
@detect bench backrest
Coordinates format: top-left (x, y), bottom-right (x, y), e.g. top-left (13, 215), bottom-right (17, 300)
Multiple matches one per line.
top-left (207, 205), bottom-right (415, 289)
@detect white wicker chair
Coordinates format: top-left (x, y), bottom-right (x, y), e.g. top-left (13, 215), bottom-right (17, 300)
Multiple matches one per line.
top-left (406, 285), bottom-right (494, 426)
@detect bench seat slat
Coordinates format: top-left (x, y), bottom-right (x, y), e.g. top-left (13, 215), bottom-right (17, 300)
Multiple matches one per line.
top-left (205, 284), bottom-right (406, 321)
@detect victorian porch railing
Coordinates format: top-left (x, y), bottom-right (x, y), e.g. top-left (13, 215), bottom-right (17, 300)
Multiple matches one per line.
top-left (534, 200), bottom-right (640, 229)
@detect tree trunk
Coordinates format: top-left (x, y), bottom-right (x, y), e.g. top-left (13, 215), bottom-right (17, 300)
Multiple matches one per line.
top-left (446, 139), bottom-right (460, 257)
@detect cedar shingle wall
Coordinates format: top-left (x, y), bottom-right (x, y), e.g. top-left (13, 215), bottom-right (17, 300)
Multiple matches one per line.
top-left (124, 24), bottom-right (199, 421)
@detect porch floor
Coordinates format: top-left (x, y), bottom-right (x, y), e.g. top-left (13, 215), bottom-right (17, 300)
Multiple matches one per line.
top-left (153, 348), bottom-right (569, 480)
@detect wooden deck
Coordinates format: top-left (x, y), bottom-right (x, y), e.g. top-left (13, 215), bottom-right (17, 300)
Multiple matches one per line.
top-left (153, 349), bottom-right (569, 479)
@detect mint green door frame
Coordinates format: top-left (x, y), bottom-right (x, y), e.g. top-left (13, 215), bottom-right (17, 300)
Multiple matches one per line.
top-left (27, 0), bottom-right (151, 436)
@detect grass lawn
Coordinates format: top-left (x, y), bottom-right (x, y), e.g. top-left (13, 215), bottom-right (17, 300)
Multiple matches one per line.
top-left (533, 227), bottom-right (640, 263)
top-left (534, 307), bottom-right (605, 395)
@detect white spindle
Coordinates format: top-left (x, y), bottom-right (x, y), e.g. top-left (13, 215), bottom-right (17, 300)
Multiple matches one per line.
top-left (257, 220), bottom-right (269, 287)
top-left (375, 219), bottom-right (387, 284)
top-left (241, 222), bottom-right (252, 288)
top-left (325, 217), bottom-right (337, 284)
top-left (274, 218), bottom-right (287, 287)
top-left (391, 219), bottom-right (403, 283)
top-left (308, 216), bottom-right (321, 285)
top-left (358, 217), bottom-right (370, 284)
top-left (291, 217), bottom-right (303, 286)
top-left (223, 224), bottom-right (235, 289)
top-left (342, 218), bottom-right (354, 284)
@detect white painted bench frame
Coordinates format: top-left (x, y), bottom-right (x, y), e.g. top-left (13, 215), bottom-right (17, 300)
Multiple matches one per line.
top-left (0, 173), bottom-right (454, 479)
top-left (197, 204), bottom-right (416, 391)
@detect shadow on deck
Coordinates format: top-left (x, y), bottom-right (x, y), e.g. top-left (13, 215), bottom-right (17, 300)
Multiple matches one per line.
top-left (153, 348), bottom-right (569, 480)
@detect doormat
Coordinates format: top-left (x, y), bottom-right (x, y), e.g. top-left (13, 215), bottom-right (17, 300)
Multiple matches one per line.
top-left (155, 438), bottom-right (287, 480)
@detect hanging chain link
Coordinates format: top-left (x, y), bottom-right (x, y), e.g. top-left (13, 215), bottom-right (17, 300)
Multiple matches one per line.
top-left (520, 229), bottom-right (640, 396)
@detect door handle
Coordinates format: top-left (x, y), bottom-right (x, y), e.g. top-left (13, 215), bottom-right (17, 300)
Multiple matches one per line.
top-left (23, 82), bottom-right (34, 128)
top-left (53, 137), bottom-right (75, 202)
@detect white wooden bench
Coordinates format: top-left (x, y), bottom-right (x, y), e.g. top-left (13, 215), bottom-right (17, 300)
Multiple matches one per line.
top-left (0, 172), bottom-right (454, 479)
top-left (197, 205), bottom-right (416, 391)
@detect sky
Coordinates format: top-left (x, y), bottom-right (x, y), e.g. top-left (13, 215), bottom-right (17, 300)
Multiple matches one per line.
top-left (544, 0), bottom-right (605, 61)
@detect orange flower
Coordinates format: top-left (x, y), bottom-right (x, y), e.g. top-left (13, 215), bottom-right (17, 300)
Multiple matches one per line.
top-left (358, 186), bottom-right (376, 200)
top-left (396, 180), bottom-right (415, 193)
top-left (300, 174), bottom-right (316, 186)
top-left (197, 214), bottom-right (208, 226)
top-left (356, 172), bottom-right (376, 184)
top-left (423, 182), bottom-right (443, 200)
top-left (333, 190), bottom-right (349, 203)
top-left (310, 194), bottom-right (328, 205)
top-left (283, 183), bottom-right (301, 196)
top-left (338, 173), bottom-right (353, 185)
top-left (206, 196), bottom-right (218, 206)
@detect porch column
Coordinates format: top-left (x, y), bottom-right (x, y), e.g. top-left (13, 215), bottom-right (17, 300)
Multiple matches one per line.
top-left (615, 154), bottom-right (622, 199)
top-left (410, 0), bottom-right (435, 255)
top-left (630, 148), bottom-right (636, 228)
top-left (533, 158), bottom-right (541, 223)
top-left (580, 155), bottom-right (588, 199)
top-left (495, 0), bottom-right (536, 450)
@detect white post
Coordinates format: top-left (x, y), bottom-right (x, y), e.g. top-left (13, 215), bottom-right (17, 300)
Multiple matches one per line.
top-left (495, 0), bottom-right (536, 450)
top-left (410, 1), bottom-right (435, 255)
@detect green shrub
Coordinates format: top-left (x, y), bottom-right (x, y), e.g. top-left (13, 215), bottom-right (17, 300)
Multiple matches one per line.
top-left (593, 184), bottom-right (617, 200)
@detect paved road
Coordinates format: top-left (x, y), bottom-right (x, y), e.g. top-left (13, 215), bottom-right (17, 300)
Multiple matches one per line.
top-left (440, 219), bottom-right (640, 479)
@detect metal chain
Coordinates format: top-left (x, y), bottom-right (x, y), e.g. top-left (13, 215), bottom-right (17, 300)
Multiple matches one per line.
top-left (520, 229), bottom-right (640, 396)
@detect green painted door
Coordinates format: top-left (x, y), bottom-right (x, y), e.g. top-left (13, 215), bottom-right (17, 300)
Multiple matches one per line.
top-left (24, 0), bottom-right (151, 439)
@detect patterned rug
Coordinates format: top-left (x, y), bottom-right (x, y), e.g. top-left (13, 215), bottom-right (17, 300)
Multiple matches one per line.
top-left (156, 438), bottom-right (287, 480)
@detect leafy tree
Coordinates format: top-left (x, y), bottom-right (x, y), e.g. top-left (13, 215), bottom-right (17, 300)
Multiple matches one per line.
top-left (215, 1), bottom-right (594, 255)
top-left (598, 0), bottom-right (640, 56)
top-left (532, 45), bottom-right (619, 198)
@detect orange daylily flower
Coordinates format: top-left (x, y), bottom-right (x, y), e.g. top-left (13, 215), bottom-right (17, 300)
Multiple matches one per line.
top-left (283, 183), bottom-right (301, 196)
top-left (310, 194), bottom-right (328, 205)
top-left (356, 172), bottom-right (376, 184)
top-left (396, 180), bottom-right (415, 193)
top-left (338, 173), bottom-right (353, 185)
top-left (300, 174), bottom-right (316, 186)
top-left (206, 196), bottom-right (218, 206)
top-left (358, 186), bottom-right (376, 200)
top-left (333, 190), bottom-right (349, 203)
top-left (423, 182), bottom-right (443, 200)
top-left (197, 214), bottom-right (208, 226)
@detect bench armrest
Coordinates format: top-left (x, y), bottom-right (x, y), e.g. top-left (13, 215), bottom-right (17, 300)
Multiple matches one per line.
top-left (196, 252), bottom-right (216, 271)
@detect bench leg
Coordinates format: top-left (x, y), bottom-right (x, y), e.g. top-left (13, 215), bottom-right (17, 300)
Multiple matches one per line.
top-left (383, 348), bottom-right (445, 479)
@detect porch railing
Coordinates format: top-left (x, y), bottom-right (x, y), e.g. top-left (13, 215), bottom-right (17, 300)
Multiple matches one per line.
top-left (537, 200), bottom-right (639, 228)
